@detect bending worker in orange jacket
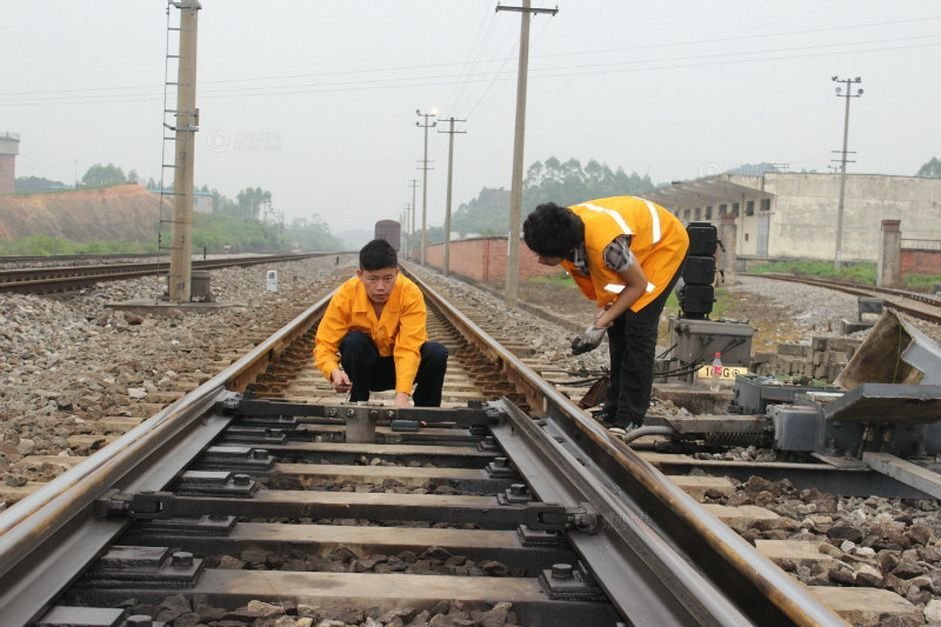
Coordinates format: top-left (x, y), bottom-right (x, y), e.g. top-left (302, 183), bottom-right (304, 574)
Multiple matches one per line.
top-left (314, 239), bottom-right (448, 407)
top-left (523, 197), bottom-right (689, 429)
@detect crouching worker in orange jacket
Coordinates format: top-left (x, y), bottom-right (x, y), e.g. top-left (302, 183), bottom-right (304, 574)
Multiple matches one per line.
top-left (523, 197), bottom-right (689, 430)
top-left (314, 239), bottom-right (448, 407)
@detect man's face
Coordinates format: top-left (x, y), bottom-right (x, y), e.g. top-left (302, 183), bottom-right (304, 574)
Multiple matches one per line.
top-left (536, 255), bottom-right (564, 266)
top-left (357, 266), bottom-right (398, 304)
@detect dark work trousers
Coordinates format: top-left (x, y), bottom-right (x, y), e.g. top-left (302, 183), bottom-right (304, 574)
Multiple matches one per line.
top-left (339, 331), bottom-right (449, 407)
top-left (605, 265), bottom-right (684, 425)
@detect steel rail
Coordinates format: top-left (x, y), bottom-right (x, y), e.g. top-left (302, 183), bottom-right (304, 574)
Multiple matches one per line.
top-left (744, 272), bottom-right (941, 325)
top-left (0, 252), bottom-right (338, 292)
top-left (0, 292), bottom-right (334, 625)
top-left (408, 266), bottom-right (843, 627)
top-left (1, 266), bottom-right (842, 625)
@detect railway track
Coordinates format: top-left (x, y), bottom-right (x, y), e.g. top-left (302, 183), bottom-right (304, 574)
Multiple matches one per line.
top-left (0, 252), bottom-right (337, 293)
top-left (0, 266), bottom-right (848, 627)
top-left (743, 272), bottom-right (941, 325)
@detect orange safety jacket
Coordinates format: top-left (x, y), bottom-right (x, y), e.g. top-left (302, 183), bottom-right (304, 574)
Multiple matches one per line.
top-left (560, 196), bottom-right (689, 312)
top-left (314, 273), bottom-right (428, 394)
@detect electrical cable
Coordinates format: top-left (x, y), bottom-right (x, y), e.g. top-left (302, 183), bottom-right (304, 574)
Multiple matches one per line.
top-left (5, 37), bottom-right (941, 107)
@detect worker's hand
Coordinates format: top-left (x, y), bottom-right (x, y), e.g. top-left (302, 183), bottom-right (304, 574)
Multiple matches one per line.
top-left (330, 368), bottom-right (351, 393)
top-left (571, 324), bottom-right (608, 355)
top-left (393, 392), bottom-right (411, 408)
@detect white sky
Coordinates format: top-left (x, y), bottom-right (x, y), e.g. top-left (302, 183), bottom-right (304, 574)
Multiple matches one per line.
top-left (3, 1), bottom-right (940, 237)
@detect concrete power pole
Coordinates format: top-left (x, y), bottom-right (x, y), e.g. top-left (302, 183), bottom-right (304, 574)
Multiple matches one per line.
top-left (408, 178), bottom-right (419, 259)
top-left (415, 110), bottom-right (437, 266)
top-left (831, 75), bottom-right (863, 269)
top-left (168, 0), bottom-right (200, 303)
top-left (497, 1), bottom-right (557, 306)
top-left (438, 116), bottom-right (466, 277)
top-left (400, 208), bottom-right (407, 255)
top-left (402, 203), bottom-right (411, 257)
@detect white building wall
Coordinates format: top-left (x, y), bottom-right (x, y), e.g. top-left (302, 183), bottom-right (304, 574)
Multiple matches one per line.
top-left (757, 173), bottom-right (941, 262)
top-left (662, 173), bottom-right (941, 262)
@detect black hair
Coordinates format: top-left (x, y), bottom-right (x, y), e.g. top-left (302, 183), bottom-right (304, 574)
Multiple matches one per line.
top-left (522, 202), bottom-right (583, 258)
top-left (359, 238), bottom-right (398, 271)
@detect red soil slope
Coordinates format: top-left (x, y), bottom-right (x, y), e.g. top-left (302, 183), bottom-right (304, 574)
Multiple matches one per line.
top-left (0, 184), bottom-right (171, 242)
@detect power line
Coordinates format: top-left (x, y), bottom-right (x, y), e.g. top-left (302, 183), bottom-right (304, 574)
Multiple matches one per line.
top-left (6, 14), bottom-right (936, 99)
top-left (441, 7), bottom-right (499, 117)
top-left (3, 37), bottom-right (939, 107)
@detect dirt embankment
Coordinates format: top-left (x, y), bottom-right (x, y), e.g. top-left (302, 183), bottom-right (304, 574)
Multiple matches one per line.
top-left (0, 184), bottom-right (170, 242)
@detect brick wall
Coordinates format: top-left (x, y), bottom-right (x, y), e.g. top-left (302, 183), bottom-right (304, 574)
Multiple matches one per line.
top-left (750, 336), bottom-right (862, 382)
top-left (900, 249), bottom-right (941, 275)
top-left (421, 237), bottom-right (565, 284)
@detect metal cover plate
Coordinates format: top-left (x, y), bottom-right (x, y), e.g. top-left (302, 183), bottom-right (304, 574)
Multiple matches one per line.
top-left (38, 606), bottom-right (125, 626)
top-left (823, 384), bottom-right (941, 424)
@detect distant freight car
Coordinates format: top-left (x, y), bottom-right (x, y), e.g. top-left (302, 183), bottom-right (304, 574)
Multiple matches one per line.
top-left (374, 220), bottom-right (401, 251)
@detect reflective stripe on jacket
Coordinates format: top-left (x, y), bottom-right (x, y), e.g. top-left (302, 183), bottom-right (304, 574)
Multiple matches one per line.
top-left (314, 273), bottom-right (428, 394)
top-left (560, 196), bottom-right (689, 312)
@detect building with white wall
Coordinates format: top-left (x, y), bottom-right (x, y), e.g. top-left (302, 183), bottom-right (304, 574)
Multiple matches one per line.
top-left (645, 173), bottom-right (941, 262)
top-left (0, 133), bottom-right (20, 194)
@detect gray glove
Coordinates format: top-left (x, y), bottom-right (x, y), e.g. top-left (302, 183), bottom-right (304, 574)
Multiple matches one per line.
top-left (571, 324), bottom-right (607, 355)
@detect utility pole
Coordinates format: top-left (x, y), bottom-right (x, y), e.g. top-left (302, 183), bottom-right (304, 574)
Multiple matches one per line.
top-left (831, 75), bottom-right (863, 268)
top-left (402, 203), bottom-right (411, 258)
top-left (438, 116), bottom-right (466, 277)
top-left (167, 0), bottom-right (201, 303)
top-left (399, 208), bottom-right (407, 255)
top-left (408, 178), bottom-right (419, 259)
top-left (496, 1), bottom-right (558, 306)
top-left (415, 110), bottom-right (437, 266)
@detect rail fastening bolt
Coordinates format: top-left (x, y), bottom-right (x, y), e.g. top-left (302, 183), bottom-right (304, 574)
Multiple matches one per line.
top-left (171, 551), bottom-right (194, 567)
top-left (252, 449), bottom-right (269, 459)
top-left (233, 474), bottom-right (251, 486)
top-left (346, 409), bottom-right (355, 418)
top-left (494, 456), bottom-right (508, 468)
top-left (510, 483), bottom-right (527, 496)
top-left (126, 616), bottom-right (153, 627)
top-left (551, 563), bottom-right (574, 580)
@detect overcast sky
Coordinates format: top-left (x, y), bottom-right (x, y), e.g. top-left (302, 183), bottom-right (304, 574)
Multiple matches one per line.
top-left (3, 1), bottom-right (940, 238)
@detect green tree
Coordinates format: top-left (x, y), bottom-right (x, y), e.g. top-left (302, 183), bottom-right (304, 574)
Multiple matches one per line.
top-left (236, 187), bottom-right (272, 220)
top-left (284, 214), bottom-right (343, 250)
top-left (14, 175), bottom-right (68, 194)
top-left (209, 188), bottom-right (238, 215)
top-left (451, 158), bottom-right (655, 236)
top-left (81, 163), bottom-right (127, 187)
top-left (916, 157), bottom-right (941, 178)
top-left (522, 156), bottom-right (654, 209)
top-left (451, 187), bottom-right (511, 235)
